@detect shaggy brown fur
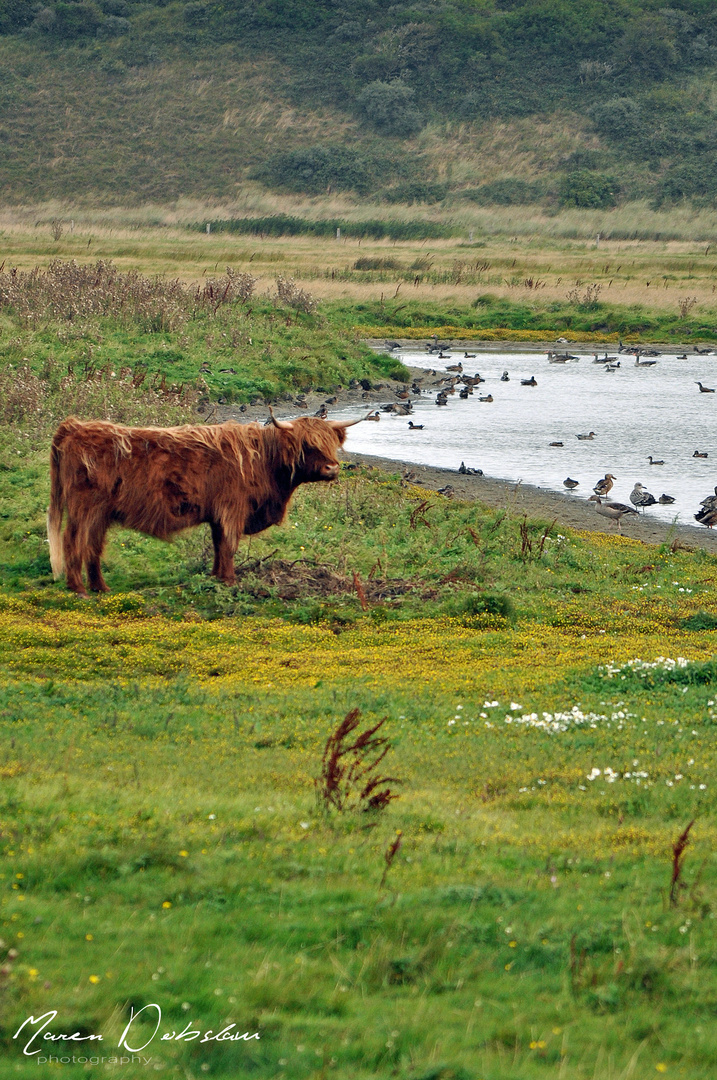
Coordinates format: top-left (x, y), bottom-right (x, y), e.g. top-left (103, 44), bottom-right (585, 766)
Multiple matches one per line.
top-left (48, 415), bottom-right (352, 597)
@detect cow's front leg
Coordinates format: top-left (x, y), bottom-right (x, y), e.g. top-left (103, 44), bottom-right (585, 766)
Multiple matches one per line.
top-left (210, 521), bottom-right (236, 585)
top-left (86, 521), bottom-right (110, 593)
top-left (63, 518), bottom-right (89, 598)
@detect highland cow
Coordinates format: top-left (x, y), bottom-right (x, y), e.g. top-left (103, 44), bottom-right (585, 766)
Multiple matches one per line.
top-left (47, 411), bottom-right (365, 597)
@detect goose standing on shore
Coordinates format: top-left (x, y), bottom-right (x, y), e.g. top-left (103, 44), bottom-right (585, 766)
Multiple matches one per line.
top-left (588, 496), bottom-right (638, 532)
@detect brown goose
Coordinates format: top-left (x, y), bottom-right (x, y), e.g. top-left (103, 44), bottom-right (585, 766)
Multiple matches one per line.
top-left (695, 506), bottom-right (717, 528)
top-left (588, 496), bottom-right (638, 532)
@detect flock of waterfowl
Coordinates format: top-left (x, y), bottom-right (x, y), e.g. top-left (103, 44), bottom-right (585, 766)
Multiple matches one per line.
top-left (381, 339), bottom-right (717, 418)
top-left (579, 482), bottom-right (717, 532)
top-left (560, 472), bottom-right (678, 532)
top-left (377, 339), bottom-right (717, 531)
top-left (561, 461), bottom-right (717, 531)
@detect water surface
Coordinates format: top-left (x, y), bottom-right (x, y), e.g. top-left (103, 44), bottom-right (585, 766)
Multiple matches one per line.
top-left (343, 348), bottom-right (717, 527)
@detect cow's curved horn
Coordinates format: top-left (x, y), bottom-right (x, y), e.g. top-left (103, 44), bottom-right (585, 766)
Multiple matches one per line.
top-left (268, 406), bottom-right (294, 431)
top-left (328, 413), bottom-right (371, 429)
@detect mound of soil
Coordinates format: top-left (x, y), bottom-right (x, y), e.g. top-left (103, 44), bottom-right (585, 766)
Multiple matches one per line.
top-left (234, 556), bottom-right (433, 602)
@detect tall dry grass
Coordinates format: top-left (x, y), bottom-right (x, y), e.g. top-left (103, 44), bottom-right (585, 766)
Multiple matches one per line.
top-left (6, 196), bottom-right (717, 243)
top-left (0, 361), bottom-right (200, 438)
top-left (1, 206), bottom-right (717, 315)
top-left (0, 259), bottom-right (256, 329)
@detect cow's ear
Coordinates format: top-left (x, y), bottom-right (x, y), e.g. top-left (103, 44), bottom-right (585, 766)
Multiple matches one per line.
top-left (268, 407), bottom-right (294, 431)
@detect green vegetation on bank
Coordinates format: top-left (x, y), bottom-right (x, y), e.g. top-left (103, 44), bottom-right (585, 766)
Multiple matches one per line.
top-left (3, 365), bottom-right (717, 1076)
top-left (329, 297), bottom-right (717, 343)
top-left (2, 260), bottom-right (716, 415)
top-left (0, 261), bottom-right (407, 405)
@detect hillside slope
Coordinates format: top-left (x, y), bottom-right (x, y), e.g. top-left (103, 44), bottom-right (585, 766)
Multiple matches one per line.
top-left (1, 1), bottom-right (717, 207)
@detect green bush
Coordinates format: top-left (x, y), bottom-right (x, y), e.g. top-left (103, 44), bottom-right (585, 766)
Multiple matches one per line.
top-left (461, 178), bottom-right (544, 206)
top-left (51, 1), bottom-right (102, 38)
top-left (559, 171), bottom-right (619, 209)
top-left (589, 98), bottom-right (641, 140)
top-left (617, 15), bottom-right (678, 75)
top-left (355, 80), bottom-right (423, 137)
top-left (655, 161), bottom-right (717, 207)
top-left (252, 145), bottom-right (377, 195)
top-left (382, 181), bottom-right (447, 204)
top-left (0, 0), bottom-right (35, 32)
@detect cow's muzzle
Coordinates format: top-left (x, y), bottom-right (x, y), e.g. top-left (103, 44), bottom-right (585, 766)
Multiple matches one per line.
top-left (322, 462), bottom-right (340, 480)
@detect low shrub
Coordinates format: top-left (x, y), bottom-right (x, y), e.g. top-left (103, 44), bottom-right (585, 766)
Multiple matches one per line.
top-left (559, 171), bottom-right (619, 209)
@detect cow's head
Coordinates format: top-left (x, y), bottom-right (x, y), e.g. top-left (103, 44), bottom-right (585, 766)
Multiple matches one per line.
top-left (268, 409), bottom-right (367, 485)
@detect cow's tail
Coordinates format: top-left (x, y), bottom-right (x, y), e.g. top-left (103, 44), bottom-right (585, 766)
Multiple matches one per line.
top-left (47, 439), bottom-right (64, 579)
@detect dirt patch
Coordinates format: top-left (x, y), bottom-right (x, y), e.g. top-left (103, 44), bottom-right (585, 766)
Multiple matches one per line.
top-left (234, 556), bottom-right (434, 602)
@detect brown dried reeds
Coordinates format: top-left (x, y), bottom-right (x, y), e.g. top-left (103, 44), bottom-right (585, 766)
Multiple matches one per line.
top-left (379, 830), bottom-right (403, 889)
top-left (316, 707), bottom-right (401, 814)
top-left (274, 275), bottom-right (317, 314)
top-left (0, 360), bottom-right (200, 436)
top-left (670, 819), bottom-right (695, 906)
top-left (0, 260), bottom-right (256, 331)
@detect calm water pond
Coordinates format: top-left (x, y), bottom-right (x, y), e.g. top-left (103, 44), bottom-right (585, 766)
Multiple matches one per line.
top-left (342, 347), bottom-right (717, 527)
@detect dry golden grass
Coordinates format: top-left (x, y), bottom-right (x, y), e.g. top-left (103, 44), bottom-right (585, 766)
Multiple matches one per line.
top-left (417, 112), bottom-right (597, 183)
top-left (2, 200), bottom-right (717, 314)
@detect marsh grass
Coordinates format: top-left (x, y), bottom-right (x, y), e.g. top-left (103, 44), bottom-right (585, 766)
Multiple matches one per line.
top-left (3, 217), bottom-right (717, 333)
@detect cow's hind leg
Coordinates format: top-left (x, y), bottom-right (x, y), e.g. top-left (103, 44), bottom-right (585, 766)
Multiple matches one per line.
top-left (63, 517), bottom-right (89, 598)
top-left (210, 521), bottom-right (236, 585)
top-left (86, 520), bottom-right (110, 593)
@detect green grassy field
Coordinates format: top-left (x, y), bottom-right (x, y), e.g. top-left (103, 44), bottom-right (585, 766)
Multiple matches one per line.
top-left (3, 360), bottom-right (717, 1077)
top-left (1, 248), bottom-right (717, 1078)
